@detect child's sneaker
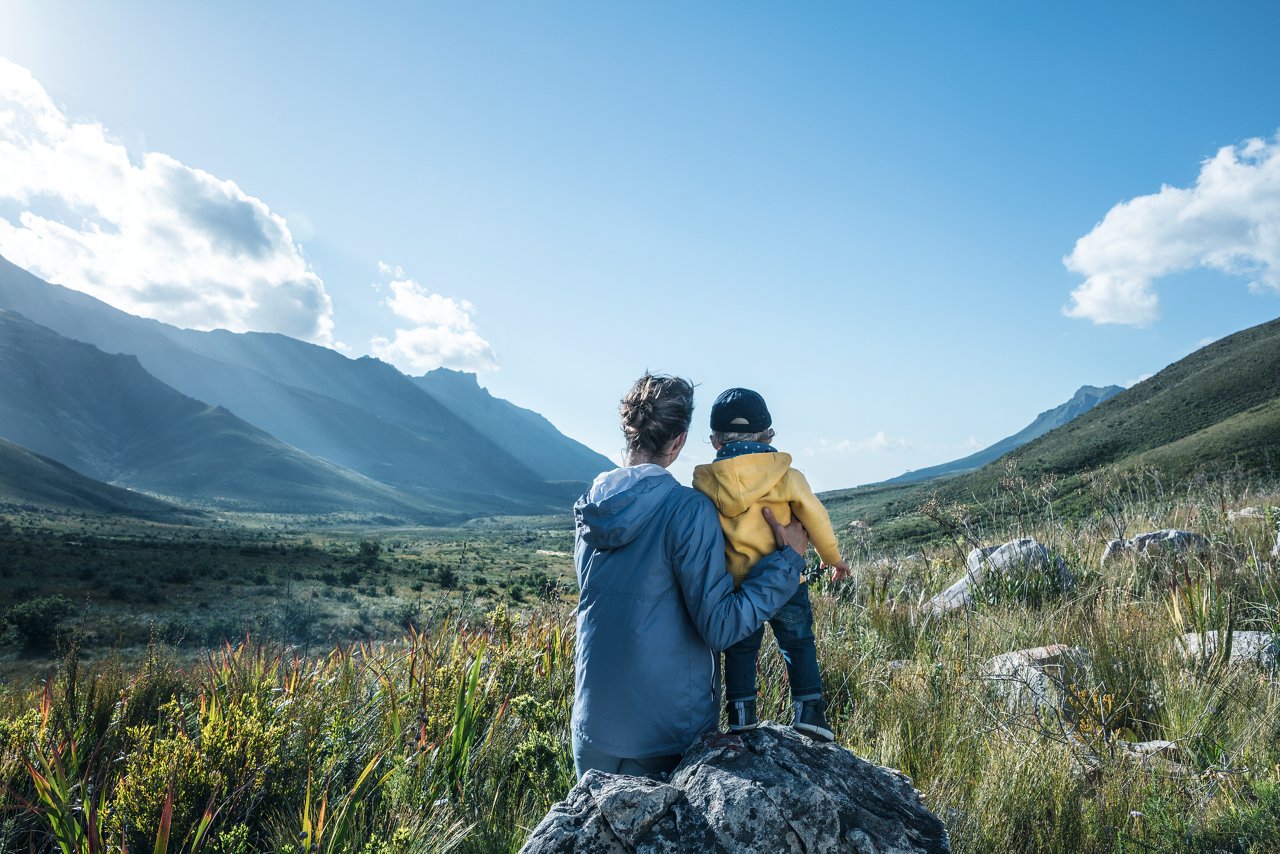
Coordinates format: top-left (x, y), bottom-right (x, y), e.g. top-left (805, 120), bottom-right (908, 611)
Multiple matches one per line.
top-left (726, 697), bottom-right (759, 731)
top-left (792, 698), bottom-right (834, 742)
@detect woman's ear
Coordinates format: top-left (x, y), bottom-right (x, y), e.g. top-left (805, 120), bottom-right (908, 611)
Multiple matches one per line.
top-left (667, 431), bottom-right (688, 463)
top-left (709, 435), bottom-right (724, 451)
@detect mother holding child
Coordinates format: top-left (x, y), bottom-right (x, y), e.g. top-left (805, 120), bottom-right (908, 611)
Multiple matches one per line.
top-left (571, 373), bottom-right (849, 779)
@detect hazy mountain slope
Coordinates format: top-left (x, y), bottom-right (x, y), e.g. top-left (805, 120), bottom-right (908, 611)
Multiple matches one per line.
top-left (0, 310), bottom-right (458, 518)
top-left (412, 368), bottom-right (613, 482)
top-left (0, 436), bottom-right (187, 517)
top-left (886, 384), bottom-right (1124, 484)
top-left (821, 315), bottom-right (1280, 542)
top-left (0, 256), bottom-right (581, 515)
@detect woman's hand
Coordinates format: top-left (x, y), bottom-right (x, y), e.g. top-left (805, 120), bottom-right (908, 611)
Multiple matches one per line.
top-left (826, 560), bottom-right (852, 583)
top-left (762, 507), bottom-right (809, 557)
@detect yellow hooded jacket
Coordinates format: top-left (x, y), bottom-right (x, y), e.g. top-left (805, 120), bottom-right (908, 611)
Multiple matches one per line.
top-left (692, 451), bottom-right (842, 586)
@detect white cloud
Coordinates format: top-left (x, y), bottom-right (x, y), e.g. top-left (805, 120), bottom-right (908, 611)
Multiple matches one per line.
top-left (369, 264), bottom-right (498, 374)
top-left (800, 431), bottom-right (910, 457)
top-left (1124, 372), bottom-right (1154, 389)
top-left (1064, 133), bottom-right (1280, 326)
top-left (0, 58), bottom-right (334, 342)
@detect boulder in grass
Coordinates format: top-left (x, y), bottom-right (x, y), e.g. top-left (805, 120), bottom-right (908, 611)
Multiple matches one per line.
top-left (1179, 630), bottom-right (1278, 669)
top-left (519, 723), bottom-right (950, 854)
top-left (1227, 507), bottom-right (1264, 522)
top-left (924, 539), bottom-right (1072, 615)
top-left (982, 644), bottom-right (1093, 716)
top-left (1101, 529), bottom-right (1210, 567)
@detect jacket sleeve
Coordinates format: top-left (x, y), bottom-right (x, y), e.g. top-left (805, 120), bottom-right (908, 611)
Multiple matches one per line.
top-left (788, 470), bottom-right (843, 567)
top-left (671, 494), bottom-right (802, 651)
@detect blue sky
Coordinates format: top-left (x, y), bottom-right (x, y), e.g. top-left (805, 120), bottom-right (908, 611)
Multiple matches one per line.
top-left (2, 2), bottom-right (1279, 490)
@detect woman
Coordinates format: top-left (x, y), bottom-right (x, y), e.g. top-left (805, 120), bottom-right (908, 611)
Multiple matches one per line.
top-left (571, 373), bottom-right (808, 779)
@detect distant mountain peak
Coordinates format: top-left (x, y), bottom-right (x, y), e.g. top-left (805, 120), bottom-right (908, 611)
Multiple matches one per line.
top-left (883, 383), bottom-right (1125, 485)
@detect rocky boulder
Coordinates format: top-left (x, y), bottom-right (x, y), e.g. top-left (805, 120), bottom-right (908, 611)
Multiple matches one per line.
top-left (925, 539), bottom-right (1072, 615)
top-left (1179, 630), bottom-right (1278, 669)
top-left (1227, 507), bottom-right (1264, 522)
top-left (1101, 529), bottom-right (1210, 567)
top-left (520, 723), bottom-right (950, 853)
top-left (982, 644), bottom-right (1092, 716)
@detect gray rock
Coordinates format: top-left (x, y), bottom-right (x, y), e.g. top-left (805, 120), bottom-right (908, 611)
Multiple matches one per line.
top-left (520, 724), bottom-right (950, 853)
top-left (925, 539), bottom-right (1072, 615)
top-left (1179, 630), bottom-right (1278, 669)
top-left (1227, 507), bottom-right (1264, 522)
top-left (1272, 529), bottom-right (1279, 560)
top-left (982, 644), bottom-right (1092, 715)
top-left (1101, 529), bottom-right (1210, 567)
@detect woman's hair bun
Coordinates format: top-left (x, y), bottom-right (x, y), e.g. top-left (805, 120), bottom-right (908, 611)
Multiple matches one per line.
top-left (619, 373), bottom-right (694, 457)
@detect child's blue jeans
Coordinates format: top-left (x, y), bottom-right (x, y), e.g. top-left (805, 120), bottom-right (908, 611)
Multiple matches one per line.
top-left (724, 582), bottom-right (823, 704)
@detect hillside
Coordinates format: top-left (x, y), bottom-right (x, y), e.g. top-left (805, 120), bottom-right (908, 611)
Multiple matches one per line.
top-left (0, 436), bottom-right (188, 518)
top-left (885, 384), bottom-right (1123, 484)
top-left (0, 310), bottom-right (458, 519)
top-left (412, 368), bottom-right (614, 482)
top-left (0, 255), bottom-right (601, 516)
top-left (822, 315), bottom-right (1280, 542)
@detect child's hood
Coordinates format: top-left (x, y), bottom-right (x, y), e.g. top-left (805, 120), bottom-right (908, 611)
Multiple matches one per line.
top-left (692, 451), bottom-right (794, 518)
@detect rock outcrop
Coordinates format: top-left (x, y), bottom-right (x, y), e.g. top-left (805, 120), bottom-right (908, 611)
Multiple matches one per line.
top-left (982, 644), bottom-right (1092, 716)
top-left (1101, 530), bottom-right (1210, 567)
top-left (1227, 507), bottom-right (1264, 522)
top-left (925, 539), bottom-right (1072, 615)
top-left (520, 723), bottom-right (950, 853)
top-left (1179, 630), bottom-right (1278, 669)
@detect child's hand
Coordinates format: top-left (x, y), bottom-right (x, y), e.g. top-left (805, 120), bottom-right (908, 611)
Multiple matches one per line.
top-left (827, 560), bottom-right (851, 583)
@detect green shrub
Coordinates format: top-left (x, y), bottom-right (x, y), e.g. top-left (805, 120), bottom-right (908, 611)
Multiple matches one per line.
top-left (5, 594), bottom-right (73, 647)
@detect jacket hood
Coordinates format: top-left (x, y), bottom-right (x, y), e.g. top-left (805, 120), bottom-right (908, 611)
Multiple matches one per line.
top-left (574, 465), bottom-right (677, 550)
top-left (692, 451), bottom-right (794, 517)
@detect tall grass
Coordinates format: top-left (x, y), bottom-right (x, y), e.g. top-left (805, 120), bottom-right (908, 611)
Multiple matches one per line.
top-left (3, 474), bottom-right (1279, 851)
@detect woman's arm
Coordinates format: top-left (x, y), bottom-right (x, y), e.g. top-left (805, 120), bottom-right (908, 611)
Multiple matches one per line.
top-left (672, 496), bottom-right (804, 651)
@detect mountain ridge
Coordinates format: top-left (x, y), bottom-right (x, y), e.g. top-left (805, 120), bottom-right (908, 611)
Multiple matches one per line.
top-left (0, 309), bottom-right (462, 519)
top-left (885, 384), bottom-right (1124, 485)
top-left (0, 255), bottom-right (608, 518)
top-left (821, 315), bottom-right (1280, 544)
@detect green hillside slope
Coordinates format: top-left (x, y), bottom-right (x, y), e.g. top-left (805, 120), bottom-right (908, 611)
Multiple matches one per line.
top-left (885, 384), bottom-right (1123, 484)
top-left (822, 315), bottom-right (1280, 543)
top-left (0, 310), bottom-right (461, 519)
top-left (0, 255), bottom-right (589, 516)
top-left (0, 437), bottom-right (187, 518)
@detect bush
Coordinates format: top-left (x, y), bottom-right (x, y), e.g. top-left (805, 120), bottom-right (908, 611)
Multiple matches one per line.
top-left (5, 594), bottom-right (74, 647)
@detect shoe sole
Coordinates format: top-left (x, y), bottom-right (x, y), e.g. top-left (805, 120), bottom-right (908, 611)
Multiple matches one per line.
top-left (793, 722), bottom-right (834, 742)
top-left (727, 722), bottom-right (760, 732)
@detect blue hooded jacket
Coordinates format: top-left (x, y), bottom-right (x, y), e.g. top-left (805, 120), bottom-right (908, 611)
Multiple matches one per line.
top-left (571, 465), bottom-right (802, 758)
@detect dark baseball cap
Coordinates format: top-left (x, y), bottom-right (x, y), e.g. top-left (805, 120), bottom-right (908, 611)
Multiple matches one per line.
top-left (710, 387), bottom-right (772, 433)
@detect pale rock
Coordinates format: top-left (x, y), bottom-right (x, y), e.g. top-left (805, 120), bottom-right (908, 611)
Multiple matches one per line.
top-left (982, 644), bottom-right (1092, 715)
top-left (1227, 507), bottom-right (1264, 522)
top-left (520, 723), bottom-right (950, 853)
top-left (1101, 529), bottom-right (1210, 567)
top-left (924, 539), bottom-right (1072, 615)
top-left (1179, 630), bottom-right (1278, 669)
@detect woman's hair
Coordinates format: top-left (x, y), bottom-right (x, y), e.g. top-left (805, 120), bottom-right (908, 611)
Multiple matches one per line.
top-left (711, 427), bottom-right (775, 445)
top-left (620, 373), bottom-right (695, 459)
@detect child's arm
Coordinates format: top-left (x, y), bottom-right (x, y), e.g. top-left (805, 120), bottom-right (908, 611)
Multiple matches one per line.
top-left (785, 470), bottom-right (847, 576)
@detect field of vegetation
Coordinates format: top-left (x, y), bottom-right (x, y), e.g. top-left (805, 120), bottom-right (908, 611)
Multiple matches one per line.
top-left (2, 468), bottom-right (1279, 852)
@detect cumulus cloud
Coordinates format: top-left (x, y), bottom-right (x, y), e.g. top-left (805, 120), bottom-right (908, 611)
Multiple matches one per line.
top-left (369, 264), bottom-right (498, 374)
top-left (801, 431), bottom-right (910, 457)
top-left (1063, 134), bottom-right (1280, 326)
top-left (0, 58), bottom-right (334, 342)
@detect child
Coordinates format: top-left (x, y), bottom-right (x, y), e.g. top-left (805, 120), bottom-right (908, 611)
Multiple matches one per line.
top-left (692, 387), bottom-right (849, 742)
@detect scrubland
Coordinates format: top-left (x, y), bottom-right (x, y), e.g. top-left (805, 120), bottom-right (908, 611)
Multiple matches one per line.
top-left (2, 470), bottom-right (1279, 852)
